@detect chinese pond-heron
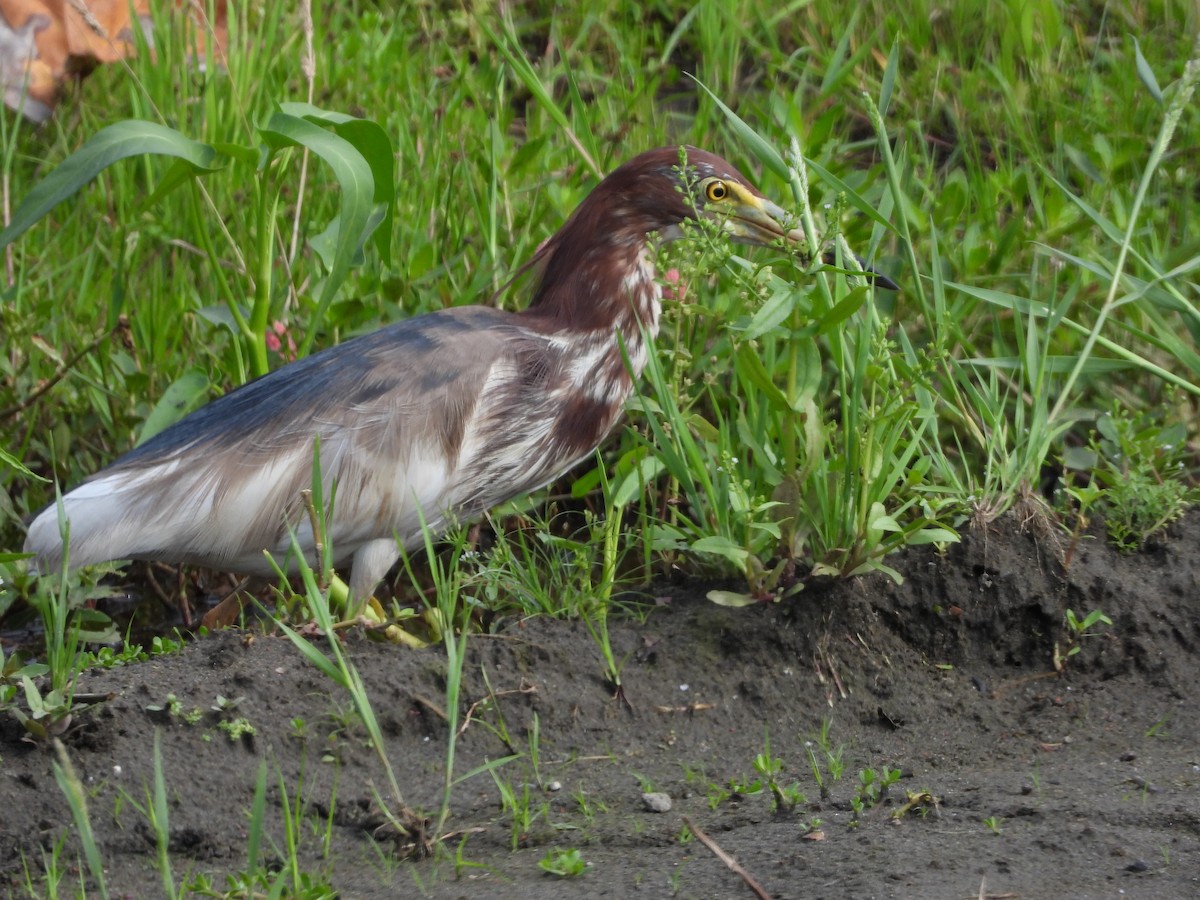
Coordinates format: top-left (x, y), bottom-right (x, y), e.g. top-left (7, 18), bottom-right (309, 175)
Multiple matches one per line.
top-left (25, 146), bottom-right (892, 606)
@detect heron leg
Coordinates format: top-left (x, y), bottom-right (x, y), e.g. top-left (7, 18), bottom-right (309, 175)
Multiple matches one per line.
top-left (348, 538), bottom-right (402, 613)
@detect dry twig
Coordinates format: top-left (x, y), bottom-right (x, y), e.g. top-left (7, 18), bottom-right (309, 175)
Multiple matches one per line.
top-left (681, 815), bottom-right (771, 900)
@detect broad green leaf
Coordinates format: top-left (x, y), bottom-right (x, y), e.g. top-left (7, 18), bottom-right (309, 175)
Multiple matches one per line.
top-left (846, 559), bottom-right (904, 583)
top-left (687, 412), bottom-right (721, 444)
top-left (791, 336), bottom-right (823, 406)
top-left (905, 528), bottom-right (960, 546)
top-left (136, 369), bottom-right (211, 445)
top-left (281, 103), bottom-right (395, 265)
top-left (20, 675), bottom-right (44, 711)
top-left (276, 103), bottom-right (360, 127)
top-left (569, 463), bottom-right (602, 499)
top-left (690, 535), bottom-right (750, 566)
top-left (1062, 446), bottom-right (1098, 471)
top-left (868, 513), bottom-right (902, 534)
top-left (798, 395), bottom-right (824, 473)
top-left (1, 446), bottom-right (47, 481)
top-left (260, 109), bottom-right (376, 353)
top-left (866, 503), bottom-right (898, 547)
top-left (706, 590), bottom-right (759, 608)
top-left (195, 303), bottom-right (248, 334)
top-left (73, 608), bottom-right (120, 645)
top-left (0, 121), bottom-right (220, 250)
top-left (209, 141), bottom-right (259, 166)
top-left (611, 454), bottom-right (666, 509)
top-left (879, 37), bottom-right (900, 116)
top-left (813, 285), bottom-right (868, 334)
top-left (742, 286), bottom-right (794, 340)
top-left (310, 210), bottom-right (373, 269)
top-left (1130, 35), bottom-right (1163, 105)
top-left (735, 344), bottom-right (791, 411)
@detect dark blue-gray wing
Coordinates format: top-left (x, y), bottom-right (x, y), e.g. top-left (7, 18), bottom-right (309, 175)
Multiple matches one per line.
top-left (23, 306), bottom-right (538, 575)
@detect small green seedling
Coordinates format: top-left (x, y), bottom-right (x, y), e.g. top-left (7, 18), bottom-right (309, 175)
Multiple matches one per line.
top-left (751, 736), bottom-right (807, 812)
top-left (1065, 608), bottom-right (1113, 640)
top-left (850, 765), bottom-right (902, 825)
top-left (1145, 716), bottom-right (1170, 739)
top-left (11, 677), bottom-right (76, 740)
top-left (805, 720), bottom-right (846, 800)
top-left (218, 718), bottom-right (257, 741)
top-left (539, 848), bottom-right (587, 877)
top-left (706, 782), bottom-right (731, 810)
top-left (146, 693), bottom-right (184, 718)
top-left (1056, 607), bottom-right (1114, 670)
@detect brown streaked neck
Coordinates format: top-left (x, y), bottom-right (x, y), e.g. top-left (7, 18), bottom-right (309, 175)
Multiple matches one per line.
top-left (521, 225), bottom-right (663, 369)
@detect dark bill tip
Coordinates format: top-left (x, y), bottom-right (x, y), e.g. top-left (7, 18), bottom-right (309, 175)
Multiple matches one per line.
top-left (820, 251), bottom-right (899, 290)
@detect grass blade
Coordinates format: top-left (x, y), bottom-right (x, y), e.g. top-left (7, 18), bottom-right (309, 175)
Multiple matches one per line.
top-left (51, 740), bottom-right (109, 900)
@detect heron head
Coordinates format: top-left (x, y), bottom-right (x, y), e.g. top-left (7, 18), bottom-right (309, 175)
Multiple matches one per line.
top-left (582, 146), bottom-right (798, 250)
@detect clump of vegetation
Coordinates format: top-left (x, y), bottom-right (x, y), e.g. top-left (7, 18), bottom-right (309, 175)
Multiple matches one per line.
top-left (1086, 407), bottom-right (1198, 551)
top-left (731, 731), bottom-right (808, 812)
top-left (849, 765), bottom-right (902, 825)
top-left (538, 848), bottom-right (588, 878)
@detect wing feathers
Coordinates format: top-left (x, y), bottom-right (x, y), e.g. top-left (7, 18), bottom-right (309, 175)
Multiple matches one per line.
top-left (25, 308), bottom-right (516, 582)
top-left (23, 305), bottom-right (630, 600)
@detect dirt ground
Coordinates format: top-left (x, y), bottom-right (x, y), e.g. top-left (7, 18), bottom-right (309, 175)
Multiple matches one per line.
top-left (1, 511), bottom-right (1198, 899)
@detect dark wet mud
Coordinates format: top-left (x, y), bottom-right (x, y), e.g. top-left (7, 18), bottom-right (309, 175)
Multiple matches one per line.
top-left (2, 512), bottom-right (1197, 898)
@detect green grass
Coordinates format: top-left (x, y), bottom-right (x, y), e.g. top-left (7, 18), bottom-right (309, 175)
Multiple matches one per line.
top-left (0, 0), bottom-right (1198, 874)
top-left (2, 2), bottom-right (1196, 566)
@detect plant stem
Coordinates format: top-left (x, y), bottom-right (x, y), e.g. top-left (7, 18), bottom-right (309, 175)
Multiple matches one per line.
top-left (249, 179), bottom-right (278, 377)
top-left (1050, 35), bottom-right (1200, 424)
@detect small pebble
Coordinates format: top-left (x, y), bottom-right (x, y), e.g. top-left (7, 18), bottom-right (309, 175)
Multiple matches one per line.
top-left (642, 792), bottom-right (672, 813)
top-left (546, 780), bottom-right (562, 792)
top-left (1125, 859), bottom-right (1149, 873)
top-left (1120, 751), bottom-right (1137, 762)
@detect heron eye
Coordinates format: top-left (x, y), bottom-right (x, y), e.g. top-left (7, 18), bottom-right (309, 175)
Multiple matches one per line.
top-left (704, 179), bottom-right (729, 202)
